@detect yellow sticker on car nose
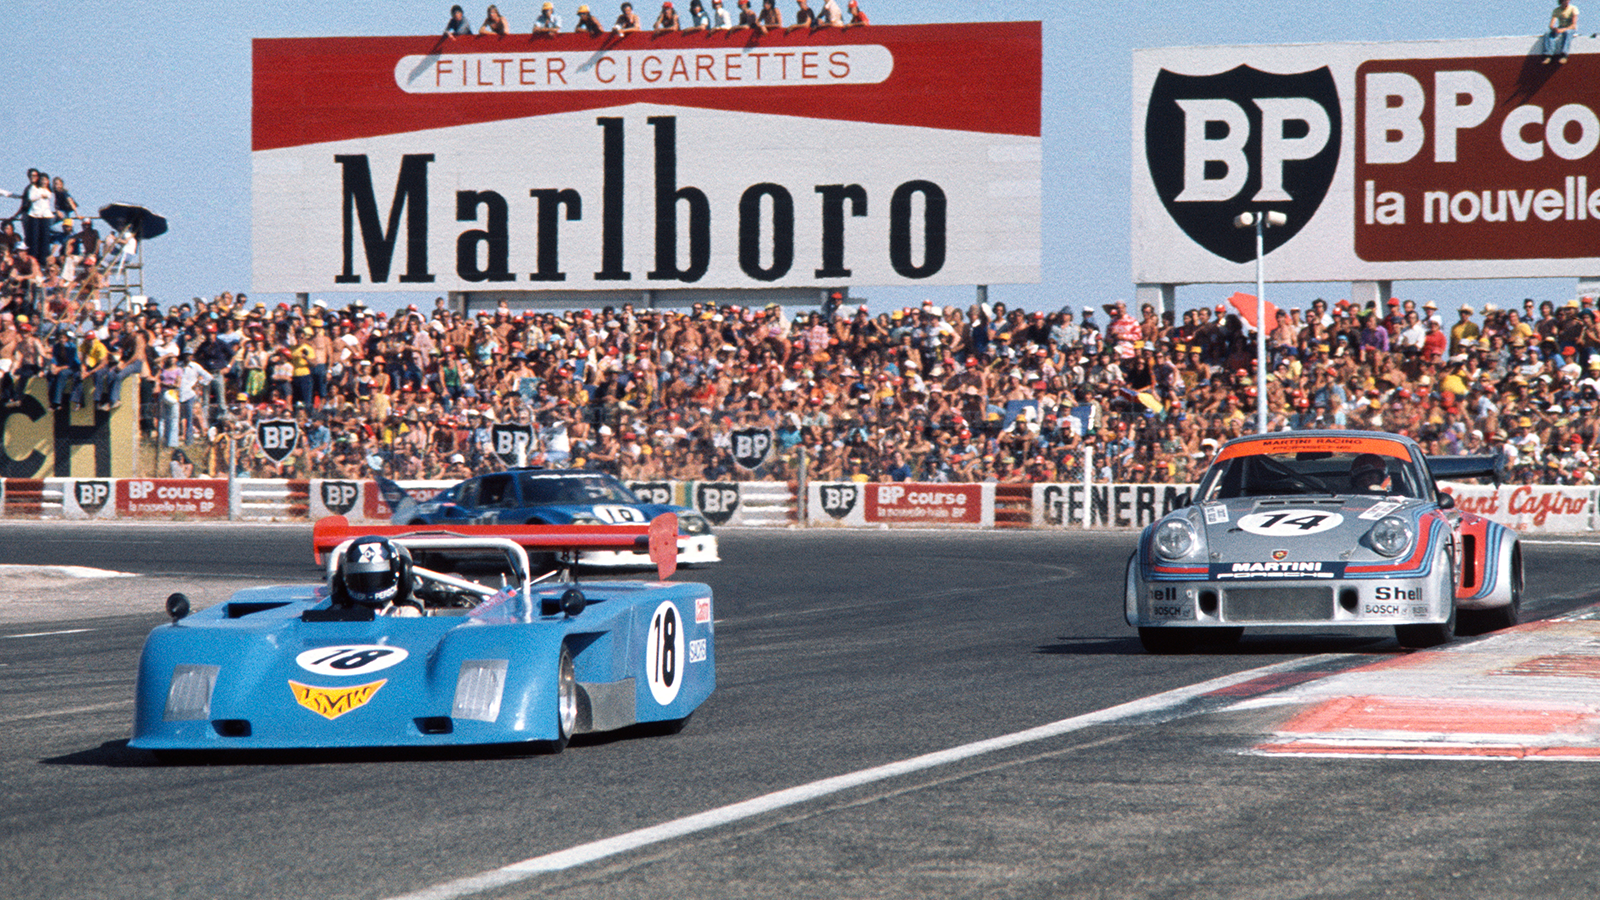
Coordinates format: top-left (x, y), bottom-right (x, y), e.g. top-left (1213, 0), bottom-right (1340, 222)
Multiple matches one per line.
top-left (289, 679), bottom-right (386, 720)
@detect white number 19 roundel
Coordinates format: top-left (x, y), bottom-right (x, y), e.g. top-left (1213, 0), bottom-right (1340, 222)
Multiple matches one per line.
top-left (645, 600), bottom-right (684, 705)
top-left (1238, 510), bottom-right (1344, 536)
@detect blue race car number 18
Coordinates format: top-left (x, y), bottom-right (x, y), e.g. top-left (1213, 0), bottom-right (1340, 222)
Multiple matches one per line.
top-left (645, 601), bottom-right (684, 705)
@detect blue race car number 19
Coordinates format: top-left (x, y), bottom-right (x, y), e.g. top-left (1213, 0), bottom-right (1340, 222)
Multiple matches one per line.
top-left (295, 645), bottom-right (409, 676)
top-left (645, 601), bottom-right (684, 705)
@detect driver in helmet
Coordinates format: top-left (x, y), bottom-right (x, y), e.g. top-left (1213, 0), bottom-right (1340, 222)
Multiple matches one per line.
top-left (1350, 453), bottom-right (1390, 494)
top-left (334, 535), bottom-right (422, 617)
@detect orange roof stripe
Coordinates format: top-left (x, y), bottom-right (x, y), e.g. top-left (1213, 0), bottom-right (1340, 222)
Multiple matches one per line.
top-left (1215, 435), bottom-right (1412, 462)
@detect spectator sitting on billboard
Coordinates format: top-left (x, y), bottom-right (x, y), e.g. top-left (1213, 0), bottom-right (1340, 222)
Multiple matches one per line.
top-left (443, 4), bottom-right (471, 37)
top-left (789, 0), bottom-right (813, 30)
top-left (613, 2), bottom-right (641, 33)
top-left (758, 0), bottom-right (782, 28)
top-left (682, 0), bottom-right (709, 31)
top-left (846, 0), bottom-right (867, 26)
top-left (532, 2), bottom-right (561, 33)
top-left (575, 4), bottom-right (604, 34)
top-left (1545, 1), bottom-right (1579, 62)
top-left (816, 0), bottom-right (842, 26)
top-left (710, 0), bottom-right (732, 28)
top-left (479, 4), bottom-right (509, 35)
top-left (653, 1), bottom-right (679, 32)
top-left (733, 0), bottom-right (765, 32)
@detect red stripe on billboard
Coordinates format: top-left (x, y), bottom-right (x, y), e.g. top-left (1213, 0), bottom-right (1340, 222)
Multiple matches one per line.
top-left (253, 23), bottom-right (1041, 151)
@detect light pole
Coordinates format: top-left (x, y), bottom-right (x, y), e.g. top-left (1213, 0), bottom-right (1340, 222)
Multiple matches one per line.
top-left (1233, 210), bottom-right (1287, 434)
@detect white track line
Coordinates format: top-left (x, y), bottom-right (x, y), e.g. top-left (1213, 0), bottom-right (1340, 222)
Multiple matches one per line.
top-left (2, 628), bottom-right (94, 639)
top-left (0, 700), bottom-right (131, 725)
top-left (385, 654), bottom-right (1337, 900)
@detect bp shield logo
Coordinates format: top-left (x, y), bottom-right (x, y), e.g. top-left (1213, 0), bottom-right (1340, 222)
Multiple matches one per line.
top-left (819, 483), bottom-right (858, 520)
top-left (731, 428), bottom-right (773, 470)
top-left (491, 424), bottom-right (534, 460)
top-left (75, 480), bottom-right (111, 516)
top-left (629, 481), bottom-right (673, 505)
top-left (257, 419), bottom-right (299, 464)
top-left (1145, 65), bottom-right (1341, 263)
top-left (321, 481), bottom-right (360, 516)
top-left (696, 482), bottom-right (740, 525)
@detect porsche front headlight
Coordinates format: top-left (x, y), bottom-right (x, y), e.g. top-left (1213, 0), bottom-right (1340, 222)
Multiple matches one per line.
top-left (679, 513), bottom-right (712, 535)
top-left (1368, 516), bottom-right (1413, 558)
top-left (1153, 519), bottom-right (1198, 560)
top-left (569, 513), bottom-right (601, 525)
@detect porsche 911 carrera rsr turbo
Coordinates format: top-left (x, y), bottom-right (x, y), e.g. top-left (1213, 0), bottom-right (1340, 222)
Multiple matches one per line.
top-left (1126, 431), bottom-right (1521, 653)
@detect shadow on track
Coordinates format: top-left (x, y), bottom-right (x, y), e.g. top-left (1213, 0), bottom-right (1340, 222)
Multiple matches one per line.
top-left (44, 721), bottom-right (692, 768)
top-left (1035, 633), bottom-right (1396, 656)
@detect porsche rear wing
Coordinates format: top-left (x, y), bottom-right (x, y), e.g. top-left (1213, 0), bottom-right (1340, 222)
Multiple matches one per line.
top-left (1426, 453), bottom-right (1508, 485)
top-left (311, 513), bottom-right (679, 581)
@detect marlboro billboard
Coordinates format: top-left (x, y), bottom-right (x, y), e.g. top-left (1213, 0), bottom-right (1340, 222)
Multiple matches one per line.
top-left (252, 24), bottom-right (1041, 294)
top-left (1133, 36), bottom-right (1600, 283)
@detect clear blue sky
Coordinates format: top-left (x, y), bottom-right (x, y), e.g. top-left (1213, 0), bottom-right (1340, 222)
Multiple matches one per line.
top-left (0, 2), bottom-right (1578, 317)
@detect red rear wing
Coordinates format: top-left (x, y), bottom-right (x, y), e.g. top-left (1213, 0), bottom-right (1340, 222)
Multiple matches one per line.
top-left (311, 513), bottom-right (679, 580)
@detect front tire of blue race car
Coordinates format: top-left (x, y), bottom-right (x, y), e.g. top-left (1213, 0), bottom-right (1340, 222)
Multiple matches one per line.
top-left (538, 644), bottom-right (578, 753)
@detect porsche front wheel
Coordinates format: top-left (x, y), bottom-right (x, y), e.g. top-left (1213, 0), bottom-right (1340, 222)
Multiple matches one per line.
top-left (1396, 544), bottom-right (1457, 649)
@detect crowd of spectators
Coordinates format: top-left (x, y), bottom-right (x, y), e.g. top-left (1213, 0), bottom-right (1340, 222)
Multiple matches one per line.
top-left (4, 220), bottom-right (1600, 488)
top-left (6, 169), bottom-right (1600, 487)
top-left (444, 0), bottom-right (866, 37)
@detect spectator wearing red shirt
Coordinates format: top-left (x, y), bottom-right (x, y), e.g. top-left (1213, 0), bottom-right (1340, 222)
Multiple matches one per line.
top-left (1421, 318), bottom-right (1448, 362)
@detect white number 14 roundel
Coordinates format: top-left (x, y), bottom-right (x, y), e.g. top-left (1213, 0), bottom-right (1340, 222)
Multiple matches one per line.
top-left (1237, 510), bottom-right (1344, 537)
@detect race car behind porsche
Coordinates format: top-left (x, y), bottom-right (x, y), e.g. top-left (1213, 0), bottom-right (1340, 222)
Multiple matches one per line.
top-left (379, 468), bottom-right (718, 569)
top-left (1126, 431), bottom-right (1521, 653)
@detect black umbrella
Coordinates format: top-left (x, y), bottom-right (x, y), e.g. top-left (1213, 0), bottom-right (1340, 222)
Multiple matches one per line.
top-left (98, 203), bottom-right (168, 240)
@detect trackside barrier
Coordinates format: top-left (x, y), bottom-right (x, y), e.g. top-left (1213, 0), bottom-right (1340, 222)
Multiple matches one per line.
top-left (1030, 483), bottom-right (1197, 530)
top-left (1436, 482), bottom-right (1597, 532)
top-left (994, 484), bottom-right (1031, 528)
top-left (6, 477), bottom-right (1599, 534)
top-left (807, 482), bottom-right (995, 528)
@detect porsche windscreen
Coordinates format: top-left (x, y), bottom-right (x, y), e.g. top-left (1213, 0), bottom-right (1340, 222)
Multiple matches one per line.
top-left (1196, 448), bottom-right (1424, 500)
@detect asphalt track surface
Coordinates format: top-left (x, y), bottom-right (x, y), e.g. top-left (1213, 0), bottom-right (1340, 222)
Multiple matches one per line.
top-left (4, 523), bottom-right (1600, 899)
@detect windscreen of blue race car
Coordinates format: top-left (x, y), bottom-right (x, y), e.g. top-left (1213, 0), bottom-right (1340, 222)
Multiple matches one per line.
top-left (517, 472), bottom-right (640, 505)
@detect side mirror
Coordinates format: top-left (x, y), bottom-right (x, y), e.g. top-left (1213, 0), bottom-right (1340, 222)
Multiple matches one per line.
top-left (1437, 492), bottom-right (1455, 510)
top-left (560, 588), bottom-right (587, 618)
top-left (166, 592), bottom-right (191, 623)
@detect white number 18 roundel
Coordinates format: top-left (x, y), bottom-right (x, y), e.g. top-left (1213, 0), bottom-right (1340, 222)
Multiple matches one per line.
top-left (645, 600), bottom-right (684, 705)
top-left (1238, 510), bottom-right (1344, 537)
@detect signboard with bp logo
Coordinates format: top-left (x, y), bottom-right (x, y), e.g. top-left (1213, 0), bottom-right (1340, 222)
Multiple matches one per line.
top-left (61, 479), bottom-right (116, 519)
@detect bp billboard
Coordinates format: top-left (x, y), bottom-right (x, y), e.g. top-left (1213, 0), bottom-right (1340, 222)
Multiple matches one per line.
top-left (1134, 36), bottom-right (1600, 283)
